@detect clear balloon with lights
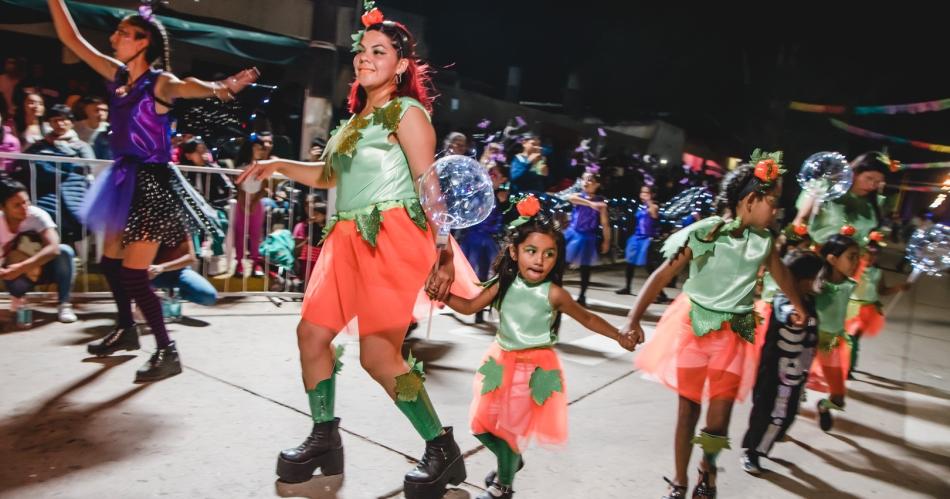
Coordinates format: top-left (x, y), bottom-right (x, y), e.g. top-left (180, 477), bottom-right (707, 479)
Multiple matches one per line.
top-left (797, 152), bottom-right (853, 225)
top-left (417, 155), bottom-right (495, 336)
top-left (884, 224), bottom-right (950, 314)
top-left (418, 155), bottom-right (495, 240)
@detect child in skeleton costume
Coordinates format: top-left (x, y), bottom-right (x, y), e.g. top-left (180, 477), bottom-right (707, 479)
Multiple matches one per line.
top-left (845, 232), bottom-right (911, 377)
top-left (622, 151), bottom-right (808, 499)
top-left (239, 4), bottom-right (481, 497)
top-left (563, 171), bottom-right (611, 306)
top-left (740, 250), bottom-right (824, 475)
top-left (47, 0), bottom-right (256, 382)
top-left (436, 196), bottom-right (638, 499)
top-left (806, 232), bottom-right (860, 432)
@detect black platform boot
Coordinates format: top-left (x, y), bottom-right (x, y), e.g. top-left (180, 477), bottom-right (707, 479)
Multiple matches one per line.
top-left (276, 417), bottom-right (344, 483)
top-left (403, 426), bottom-right (467, 499)
top-left (477, 480), bottom-right (514, 499)
top-left (87, 326), bottom-right (140, 356)
top-left (134, 341), bottom-right (182, 382)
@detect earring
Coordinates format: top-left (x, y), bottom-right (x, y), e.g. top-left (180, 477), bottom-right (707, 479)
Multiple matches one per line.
top-left (395, 72), bottom-right (403, 85)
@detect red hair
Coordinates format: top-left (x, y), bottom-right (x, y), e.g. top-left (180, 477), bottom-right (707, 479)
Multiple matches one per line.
top-left (347, 21), bottom-right (434, 115)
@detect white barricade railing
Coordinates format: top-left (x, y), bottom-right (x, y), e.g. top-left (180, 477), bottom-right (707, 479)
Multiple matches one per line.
top-left (0, 151), bottom-right (326, 301)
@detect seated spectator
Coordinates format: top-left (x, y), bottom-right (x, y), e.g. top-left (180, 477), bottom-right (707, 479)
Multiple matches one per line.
top-left (1, 103), bottom-right (21, 173)
top-left (292, 194), bottom-right (326, 288)
top-left (72, 96), bottom-right (110, 158)
top-left (25, 104), bottom-right (94, 159)
top-left (14, 90), bottom-right (48, 148)
top-left (149, 239), bottom-right (218, 307)
top-left (0, 178), bottom-right (77, 323)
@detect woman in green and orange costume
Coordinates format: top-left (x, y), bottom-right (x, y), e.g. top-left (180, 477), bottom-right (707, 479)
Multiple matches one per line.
top-left (238, 4), bottom-right (480, 497)
top-left (793, 152), bottom-right (889, 430)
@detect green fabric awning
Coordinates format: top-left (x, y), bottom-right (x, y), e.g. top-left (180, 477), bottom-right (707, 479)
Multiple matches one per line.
top-left (0, 0), bottom-right (313, 65)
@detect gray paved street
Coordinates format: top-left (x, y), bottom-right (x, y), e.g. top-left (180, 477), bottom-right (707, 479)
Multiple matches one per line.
top-left (2, 257), bottom-right (948, 498)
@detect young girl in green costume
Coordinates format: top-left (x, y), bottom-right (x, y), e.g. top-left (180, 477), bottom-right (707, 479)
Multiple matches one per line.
top-left (623, 151), bottom-right (808, 499)
top-left (434, 195), bottom-right (639, 499)
top-left (807, 232), bottom-right (860, 432)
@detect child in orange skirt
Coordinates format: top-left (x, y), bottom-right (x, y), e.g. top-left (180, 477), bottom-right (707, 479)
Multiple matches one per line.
top-left (622, 151), bottom-right (808, 499)
top-left (436, 195), bottom-right (638, 499)
top-left (845, 232), bottom-right (911, 377)
top-left (807, 233), bottom-right (859, 432)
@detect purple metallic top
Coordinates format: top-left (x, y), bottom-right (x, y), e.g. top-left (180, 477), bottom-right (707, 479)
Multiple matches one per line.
top-left (635, 205), bottom-right (657, 237)
top-left (106, 67), bottom-right (172, 163)
top-left (570, 193), bottom-right (602, 233)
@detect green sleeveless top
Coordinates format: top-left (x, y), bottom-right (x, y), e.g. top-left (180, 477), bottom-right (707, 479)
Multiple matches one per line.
top-left (661, 216), bottom-right (773, 342)
top-left (851, 265), bottom-right (882, 303)
top-left (795, 191), bottom-right (879, 246)
top-left (495, 276), bottom-right (558, 351)
top-left (816, 278), bottom-right (857, 336)
top-left (320, 97), bottom-right (431, 246)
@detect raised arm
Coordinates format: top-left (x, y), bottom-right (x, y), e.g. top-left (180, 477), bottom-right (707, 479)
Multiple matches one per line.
top-left (236, 159), bottom-right (334, 189)
top-left (48, 0), bottom-right (122, 80)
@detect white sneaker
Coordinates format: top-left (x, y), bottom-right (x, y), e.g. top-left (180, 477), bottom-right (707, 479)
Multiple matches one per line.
top-left (58, 303), bottom-right (78, 323)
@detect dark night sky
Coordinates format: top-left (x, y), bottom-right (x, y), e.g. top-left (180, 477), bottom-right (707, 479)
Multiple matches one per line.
top-left (386, 1), bottom-right (950, 164)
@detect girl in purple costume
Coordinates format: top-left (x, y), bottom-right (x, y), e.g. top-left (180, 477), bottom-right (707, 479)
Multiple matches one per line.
top-left (48, 0), bottom-right (257, 382)
top-left (564, 172), bottom-right (610, 306)
top-left (617, 185), bottom-right (659, 296)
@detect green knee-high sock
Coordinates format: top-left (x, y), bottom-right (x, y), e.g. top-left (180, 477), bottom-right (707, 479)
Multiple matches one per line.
top-left (394, 353), bottom-right (443, 441)
top-left (475, 433), bottom-right (521, 486)
top-left (307, 345), bottom-right (344, 423)
top-left (691, 430), bottom-right (730, 469)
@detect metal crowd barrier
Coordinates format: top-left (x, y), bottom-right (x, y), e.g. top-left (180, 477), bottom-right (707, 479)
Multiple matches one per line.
top-left (0, 151), bottom-right (325, 301)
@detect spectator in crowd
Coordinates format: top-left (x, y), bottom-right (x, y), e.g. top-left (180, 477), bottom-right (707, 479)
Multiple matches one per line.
top-left (233, 133), bottom-right (274, 276)
top-left (179, 138), bottom-right (234, 209)
top-left (14, 90), bottom-right (48, 147)
top-left (25, 104), bottom-right (94, 159)
top-left (1, 103), bottom-right (21, 173)
top-left (0, 178), bottom-right (77, 323)
top-left (509, 133), bottom-right (549, 193)
top-left (148, 238), bottom-right (218, 307)
top-left (442, 131), bottom-right (468, 156)
top-left (479, 142), bottom-right (505, 166)
top-left (0, 57), bottom-right (26, 117)
top-left (292, 194), bottom-right (325, 289)
top-left (72, 96), bottom-right (109, 146)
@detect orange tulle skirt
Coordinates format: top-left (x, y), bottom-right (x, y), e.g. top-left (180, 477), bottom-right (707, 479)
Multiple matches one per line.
top-left (635, 294), bottom-right (759, 403)
top-left (845, 302), bottom-right (885, 337)
top-left (807, 339), bottom-right (850, 396)
top-left (470, 342), bottom-right (569, 453)
top-left (301, 206), bottom-right (481, 336)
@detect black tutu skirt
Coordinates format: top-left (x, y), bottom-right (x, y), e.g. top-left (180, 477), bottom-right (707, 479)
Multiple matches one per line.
top-left (122, 163), bottom-right (223, 248)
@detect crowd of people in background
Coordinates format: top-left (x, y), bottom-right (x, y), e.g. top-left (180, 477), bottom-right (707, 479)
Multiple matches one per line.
top-left (0, 54), bottom-right (937, 324)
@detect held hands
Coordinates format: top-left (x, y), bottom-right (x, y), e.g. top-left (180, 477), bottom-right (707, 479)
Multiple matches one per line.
top-left (0, 262), bottom-right (25, 280)
top-left (788, 305), bottom-right (808, 327)
top-left (235, 159), bottom-right (281, 184)
top-left (617, 321), bottom-right (646, 351)
top-left (425, 258), bottom-right (455, 302)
